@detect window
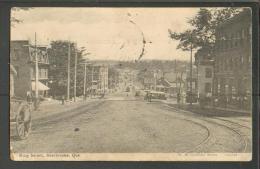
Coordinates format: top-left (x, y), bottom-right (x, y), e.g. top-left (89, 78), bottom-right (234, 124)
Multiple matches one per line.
top-left (205, 83), bottom-right (211, 93)
top-left (205, 68), bottom-right (212, 78)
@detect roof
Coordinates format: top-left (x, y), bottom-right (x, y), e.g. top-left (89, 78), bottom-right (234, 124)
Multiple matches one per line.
top-left (11, 40), bottom-right (29, 45)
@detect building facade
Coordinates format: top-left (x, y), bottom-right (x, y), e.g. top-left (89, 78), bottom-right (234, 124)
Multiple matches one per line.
top-left (91, 64), bottom-right (108, 94)
top-left (213, 9), bottom-right (252, 110)
top-left (10, 40), bottom-right (50, 98)
top-left (195, 49), bottom-right (214, 101)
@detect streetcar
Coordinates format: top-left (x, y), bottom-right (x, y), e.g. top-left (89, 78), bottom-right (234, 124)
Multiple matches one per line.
top-left (144, 90), bottom-right (167, 100)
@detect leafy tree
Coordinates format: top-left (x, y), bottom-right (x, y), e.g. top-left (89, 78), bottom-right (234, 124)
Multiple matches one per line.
top-left (168, 7), bottom-right (242, 55)
top-left (48, 40), bottom-right (87, 98)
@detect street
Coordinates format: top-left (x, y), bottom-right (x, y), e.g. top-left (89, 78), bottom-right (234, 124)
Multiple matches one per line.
top-left (10, 92), bottom-right (252, 153)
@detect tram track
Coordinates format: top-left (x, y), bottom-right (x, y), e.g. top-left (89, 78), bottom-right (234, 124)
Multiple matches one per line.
top-left (162, 103), bottom-right (250, 153)
top-left (204, 118), bottom-right (249, 153)
top-left (181, 118), bottom-right (212, 153)
top-left (205, 116), bottom-right (250, 153)
top-left (147, 104), bottom-right (213, 153)
top-left (213, 117), bottom-right (251, 129)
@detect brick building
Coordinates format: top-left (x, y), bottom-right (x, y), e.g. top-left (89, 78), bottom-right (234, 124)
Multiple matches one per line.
top-left (213, 9), bottom-right (252, 110)
top-left (10, 40), bottom-right (50, 98)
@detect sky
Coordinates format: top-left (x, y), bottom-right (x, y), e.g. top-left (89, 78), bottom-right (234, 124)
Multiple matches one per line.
top-left (11, 7), bottom-right (199, 61)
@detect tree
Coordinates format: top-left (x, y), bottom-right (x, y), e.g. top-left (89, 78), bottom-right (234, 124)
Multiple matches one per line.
top-left (48, 40), bottom-right (87, 98)
top-left (168, 8), bottom-right (242, 54)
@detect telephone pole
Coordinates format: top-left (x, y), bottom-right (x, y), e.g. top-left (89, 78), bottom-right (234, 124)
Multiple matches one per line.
top-left (190, 34), bottom-right (193, 106)
top-left (67, 42), bottom-right (71, 101)
top-left (74, 43), bottom-right (77, 102)
top-left (34, 32), bottom-right (39, 109)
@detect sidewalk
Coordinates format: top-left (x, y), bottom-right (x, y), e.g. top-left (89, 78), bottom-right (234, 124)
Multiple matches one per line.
top-left (167, 103), bottom-right (251, 117)
top-left (32, 98), bottom-right (99, 121)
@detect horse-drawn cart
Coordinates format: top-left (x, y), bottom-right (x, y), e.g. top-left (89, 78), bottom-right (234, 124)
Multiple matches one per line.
top-left (10, 97), bottom-right (32, 140)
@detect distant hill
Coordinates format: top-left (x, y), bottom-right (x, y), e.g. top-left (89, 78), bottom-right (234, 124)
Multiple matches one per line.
top-left (88, 59), bottom-right (189, 73)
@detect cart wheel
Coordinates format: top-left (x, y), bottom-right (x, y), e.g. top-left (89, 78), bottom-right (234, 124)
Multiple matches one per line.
top-left (16, 104), bottom-right (31, 140)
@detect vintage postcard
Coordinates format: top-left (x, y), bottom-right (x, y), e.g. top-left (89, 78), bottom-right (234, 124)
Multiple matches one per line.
top-left (10, 7), bottom-right (252, 161)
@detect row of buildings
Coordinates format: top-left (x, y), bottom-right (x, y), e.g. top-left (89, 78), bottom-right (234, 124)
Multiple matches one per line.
top-left (10, 40), bottom-right (110, 100)
top-left (10, 40), bottom-right (50, 99)
top-left (196, 9), bottom-right (252, 110)
top-left (139, 9), bottom-right (251, 111)
top-left (139, 66), bottom-right (197, 103)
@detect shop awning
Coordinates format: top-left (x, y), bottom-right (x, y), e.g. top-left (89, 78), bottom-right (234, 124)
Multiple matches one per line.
top-left (31, 81), bottom-right (50, 91)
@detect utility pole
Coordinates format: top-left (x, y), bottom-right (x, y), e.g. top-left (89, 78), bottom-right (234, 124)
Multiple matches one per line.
top-left (83, 63), bottom-right (87, 100)
top-left (190, 34), bottom-right (193, 106)
top-left (67, 41), bottom-right (71, 101)
top-left (34, 32), bottom-right (39, 109)
top-left (74, 43), bottom-right (77, 102)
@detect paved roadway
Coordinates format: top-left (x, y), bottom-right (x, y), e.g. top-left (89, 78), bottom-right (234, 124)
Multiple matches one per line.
top-left (10, 92), bottom-right (252, 153)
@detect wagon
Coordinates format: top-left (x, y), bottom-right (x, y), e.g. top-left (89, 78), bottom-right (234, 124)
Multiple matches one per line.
top-left (10, 97), bottom-right (32, 140)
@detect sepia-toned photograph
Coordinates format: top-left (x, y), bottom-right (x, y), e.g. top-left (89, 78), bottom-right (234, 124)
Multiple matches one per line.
top-left (10, 7), bottom-right (252, 161)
